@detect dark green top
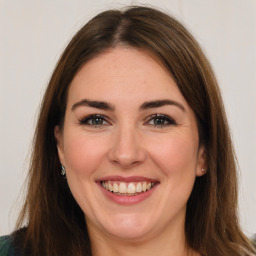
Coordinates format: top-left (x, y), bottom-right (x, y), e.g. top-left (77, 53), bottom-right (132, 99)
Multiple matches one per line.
top-left (0, 236), bottom-right (15, 256)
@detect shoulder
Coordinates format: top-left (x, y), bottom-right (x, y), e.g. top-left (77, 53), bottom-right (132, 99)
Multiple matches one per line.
top-left (0, 229), bottom-right (29, 256)
top-left (0, 235), bottom-right (15, 255)
top-left (0, 232), bottom-right (26, 256)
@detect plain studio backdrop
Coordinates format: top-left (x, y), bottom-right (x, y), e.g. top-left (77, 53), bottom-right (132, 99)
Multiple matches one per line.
top-left (0, 0), bottom-right (255, 237)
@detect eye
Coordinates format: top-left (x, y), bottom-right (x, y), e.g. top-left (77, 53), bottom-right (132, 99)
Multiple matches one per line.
top-left (79, 114), bottom-right (110, 126)
top-left (146, 114), bottom-right (176, 127)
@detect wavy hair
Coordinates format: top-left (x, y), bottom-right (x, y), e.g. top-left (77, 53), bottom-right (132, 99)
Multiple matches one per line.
top-left (15, 6), bottom-right (255, 256)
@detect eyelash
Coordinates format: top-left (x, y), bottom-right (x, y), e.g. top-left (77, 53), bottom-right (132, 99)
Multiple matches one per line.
top-left (78, 114), bottom-right (177, 127)
top-left (146, 114), bottom-right (177, 126)
top-left (79, 114), bottom-right (110, 126)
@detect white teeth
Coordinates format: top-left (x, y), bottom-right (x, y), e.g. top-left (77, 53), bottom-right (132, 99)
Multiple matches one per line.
top-left (146, 182), bottom-right (152, 191)
top-left (102, 181), bottom-right (154, 195)
top-left (142, 182), bottom-right (147, 192)
top-left (119, 182), bottom-right (127, 193)
top-left (127, 183), bottom-right (136, 193)
top-left (113, 183), bottom-right (118, 193)
top-left (136, 182), bottom-right (142, 192)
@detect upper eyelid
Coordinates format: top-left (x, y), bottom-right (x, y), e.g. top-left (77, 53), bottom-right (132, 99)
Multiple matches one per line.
top-left (146, 114), bottom-right (175, 121)
top-left (79, 114), bottom-right (110, 124)
top-left (144, 114), bottom-right (177, 126)
top-left (79, 114), bottom-right (107, 119)
top-left (78, 113), bottom-right (176, 125)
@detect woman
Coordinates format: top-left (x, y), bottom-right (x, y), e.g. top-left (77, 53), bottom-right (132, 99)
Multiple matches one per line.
top-left (0, 6), bottom-right (255, 256)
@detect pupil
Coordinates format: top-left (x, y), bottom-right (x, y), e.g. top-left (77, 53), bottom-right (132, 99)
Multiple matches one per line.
top-left (92, 118), bottom-right (102, 125)
top-left (155, 118), bottom-right (164, 125)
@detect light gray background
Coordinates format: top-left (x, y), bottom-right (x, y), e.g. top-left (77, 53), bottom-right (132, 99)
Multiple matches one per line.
top-left (0, 0), bottom-right (255, 236)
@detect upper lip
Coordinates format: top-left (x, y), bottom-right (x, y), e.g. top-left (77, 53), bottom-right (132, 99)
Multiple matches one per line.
top-left (96, 175), bottom-right (159, 183)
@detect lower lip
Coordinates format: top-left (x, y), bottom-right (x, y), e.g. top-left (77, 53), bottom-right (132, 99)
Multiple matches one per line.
top-left (97, 182), bottom-right (159, 205)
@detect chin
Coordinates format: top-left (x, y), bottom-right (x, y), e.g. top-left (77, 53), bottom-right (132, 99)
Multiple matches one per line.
top-left (100, 214), bottom-right (154, 241)
top-left (105, 225), bottom-right (151, 241)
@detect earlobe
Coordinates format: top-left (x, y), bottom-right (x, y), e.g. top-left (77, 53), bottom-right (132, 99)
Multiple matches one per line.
top-left (54, 125), bottom-right (65, 165)
top-left (196, 145), bottom-right (207, 177)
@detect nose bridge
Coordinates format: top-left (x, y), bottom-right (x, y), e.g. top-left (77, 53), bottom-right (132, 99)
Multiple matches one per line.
top-left (108, 121), bottom-right (146, 168)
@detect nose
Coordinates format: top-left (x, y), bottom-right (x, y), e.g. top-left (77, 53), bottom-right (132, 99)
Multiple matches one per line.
top-left (107, 124), bottom-right (147, 169)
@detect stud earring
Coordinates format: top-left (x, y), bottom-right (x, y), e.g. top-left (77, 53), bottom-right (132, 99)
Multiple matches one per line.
top-left (61, 165), bottom-right (66, 177)
top-left (202, 168), bottom-right (206, 172)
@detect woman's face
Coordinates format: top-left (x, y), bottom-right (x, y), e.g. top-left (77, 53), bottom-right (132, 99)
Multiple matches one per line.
top-left (55, 47), bottom-right (206, 242)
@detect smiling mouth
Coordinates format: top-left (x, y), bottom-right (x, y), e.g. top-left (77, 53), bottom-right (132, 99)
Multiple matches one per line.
top-left (101, 181), bottom-right (157, 196)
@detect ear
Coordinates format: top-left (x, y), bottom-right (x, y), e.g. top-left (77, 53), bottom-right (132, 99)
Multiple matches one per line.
top-left (54, 125), bottom-right (65, 166)
top-left (196, 145), bottom-right (207, 177)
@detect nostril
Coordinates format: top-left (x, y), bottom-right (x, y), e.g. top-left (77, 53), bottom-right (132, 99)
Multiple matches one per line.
top-left (110, 158), bottom-right (142, 168)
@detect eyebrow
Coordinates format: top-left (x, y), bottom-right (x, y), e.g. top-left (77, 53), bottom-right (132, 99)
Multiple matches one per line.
top-left (71, 99), bottom-right (115, 111)
top-left (140, 99), bottom-right (185, 112)
top-left (71, 98), bottom-right (185, 112)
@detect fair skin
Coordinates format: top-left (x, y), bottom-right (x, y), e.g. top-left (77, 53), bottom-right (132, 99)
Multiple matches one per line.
top-left (55, 47), bottom-right (206, 256)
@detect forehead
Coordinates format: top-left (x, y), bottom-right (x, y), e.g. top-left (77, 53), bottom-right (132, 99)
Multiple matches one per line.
top-left (67, 47), bottom-right (188, 109)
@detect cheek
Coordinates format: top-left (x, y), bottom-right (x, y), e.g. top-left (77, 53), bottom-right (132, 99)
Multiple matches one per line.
top-left (149, 134), bottom-right (199, 210)
top-left (147, 133), bottom-right (198, 175)
top-left (63, 131), bottom-right (108, 177)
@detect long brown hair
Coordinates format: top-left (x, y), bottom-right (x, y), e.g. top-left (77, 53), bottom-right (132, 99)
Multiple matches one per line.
top-left (15, 6), bottom-right (255, 256)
